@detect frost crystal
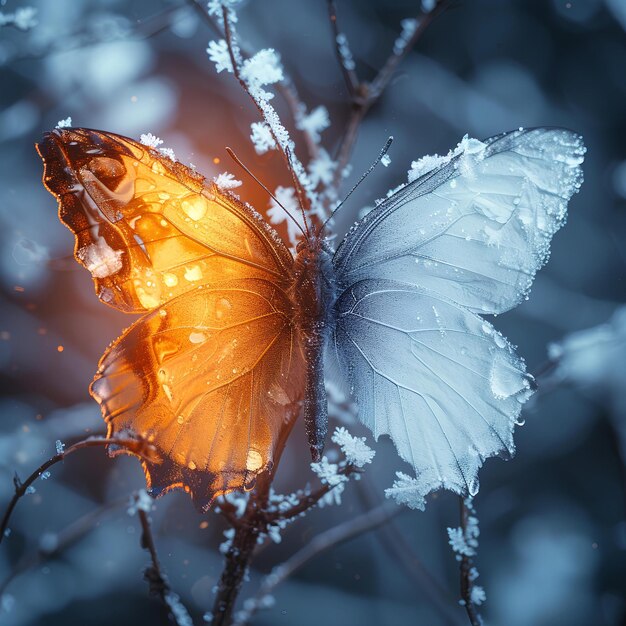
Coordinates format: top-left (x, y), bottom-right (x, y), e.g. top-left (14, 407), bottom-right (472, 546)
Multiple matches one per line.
top-left (385, 472), bottom-right (426, 510)
top-left (311, 456), bottom-right (348, 507)
top-left (159, 147), bottom-right (177, 162)
top-left (335, 33), bottom-right (355, 71)
top-left (310, 456), bottom-right (345, 486)
top-left (297, 106), bottom-right (330, 143)
top-left (207, 40), bottom-right (234, 74)
top-left (219, 527), bottom-right (236, 554)
top-left (331, 427), bottom-right (375, 467)
top-left (55, 439), bottom-right (65, 454)
top-left (55, 117), bottom-right (72, 129)
top-left (393, 18), bottom-right (418, 55)
top-left (165, 592), bottom-right (194, 626)
top-left (127, 489), bottom-right (153, 515)
top-left (214, 172), bottom-right (242, 190)
top-left (140, 132), bottom-right (163, 148)
top-left (207, 0), bottom-right (240, 23)
top-left (381, 154), bottom-right (391, 168)
top-left (471, 586), bottom-right (486, 606)
top-left (77, 239), bottom-right (124, 279)
top-left (267, 186), bottom-right (305, 246)
top-left (0, 7), bottom-right (37, 30)
top-left (250, 122), bottom-right (276, 154)
top-left (308, 149), bottom-right (337, 187)
top-left (408, 134), bottom-right (487, 183)
top-left (241, 49), bottom-right (283, 87)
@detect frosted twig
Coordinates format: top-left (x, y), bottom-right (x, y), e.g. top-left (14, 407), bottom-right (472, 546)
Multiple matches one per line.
top-left (233, 502), bottom-right (399, 626)
top-left (459, 497), bottom-right (483, 626)
top-left (326, 0), bottom-right (359, 97)
top-left (220, 6), bottom-right (311, 215)
top-left (138, 505), bottom-right (194, 626)
top-left (263, 463), bottom-right (361, 522)
top-left (328, 0), bottom-right (450, 197)
top-left (0, 436), bottom-right (158, 545)
top-left (187, 0), bottom-right (319, 161)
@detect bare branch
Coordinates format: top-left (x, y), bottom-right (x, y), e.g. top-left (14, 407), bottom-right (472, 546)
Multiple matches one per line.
top-left (138, 501), bottom-right (195, 626)
top-left (264, 463), bottom-right (361, 523)
top-left (0, 436), bottom-right (157, 545)
top-left (234, 502), bottom-right (399, 626)
top-left (327, 0), bottom-right (359, 97)
top-left (221, 6), bottom-right (311, 215)
top-left (328, 0), bottom-right (450, 199)
top-left (460, 497), bottom-right (483, 626)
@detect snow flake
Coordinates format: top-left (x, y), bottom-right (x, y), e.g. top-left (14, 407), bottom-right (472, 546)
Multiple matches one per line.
top-left (381, 154), bottom-right (391, 168)
top-left (308, 149), bottom-right (337, 187)
top-left (207, 39), bottom-right (234, 74)
top-left (214, 172), bottom-right (242, 190)
top-left (55, 440), bottom-right (65, 454)
top-left (250, 122), bottom-right (276, 154)
top-left (311, 456), bottom-right (347, 487)
top-left (140, 133), bottom-right (163, 148)
top-left (241, 49), bottom-right (283, 87)
top-left (408, 134), bottom-right (487, 183)
top-left (55, 117), bottom-right (72, 129)
top-left (331, 427), bottom-right (375, 467)
top-left (159, 147), bottom-right (177, 162)
top-left (267, 186), bottom-right (305, 246)
top-left (384, 472), bottom-right (426, 510)
top-left (0, 7), bottom-right (37, 30)
top-left (127, 489), bottom-right (153, 515)
top-left (471, 586), bottom-right (486, 606)
top-left (297, 106), bottom-right (330, 143)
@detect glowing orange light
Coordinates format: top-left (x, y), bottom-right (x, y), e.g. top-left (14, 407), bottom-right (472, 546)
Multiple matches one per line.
top-left (37, 127), bottom-right (308, 509)
top-left (57, 345), bottom-right (64, 352)
top-left (213, 157), bottom-right (220, 164)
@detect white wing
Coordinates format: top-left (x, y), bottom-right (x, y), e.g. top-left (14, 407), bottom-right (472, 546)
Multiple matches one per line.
top-left (333, 128), bottom-right (585, 314)
top-left (331, 128), bottom-right (584, 505)
top-left (333, 280), bottom-right (534, 505)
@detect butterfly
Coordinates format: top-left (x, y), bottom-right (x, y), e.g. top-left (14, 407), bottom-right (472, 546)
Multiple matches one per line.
top-left (37, 127), bottom-right (585, 510)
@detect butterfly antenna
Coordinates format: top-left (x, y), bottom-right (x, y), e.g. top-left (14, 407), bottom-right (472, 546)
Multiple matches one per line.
top-left (318, 136), bottom-right (393, 236)
top-left (284, 146), bottom-right (312, 240)
top-left (225, 147), bottom-right (308, 240)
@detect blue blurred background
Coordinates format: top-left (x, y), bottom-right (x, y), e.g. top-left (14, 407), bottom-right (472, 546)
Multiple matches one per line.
top-left (1, 0), bottom-right (625, 624)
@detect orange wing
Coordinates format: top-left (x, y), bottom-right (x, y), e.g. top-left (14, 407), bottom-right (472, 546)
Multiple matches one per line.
top-left (37, 128), bottom-right (293, 311)
top-left (37, 128), bottom-right (305, 508)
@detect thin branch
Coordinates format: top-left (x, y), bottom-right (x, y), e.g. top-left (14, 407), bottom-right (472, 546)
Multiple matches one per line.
top-left (327, 0), bottom-right (359, 97)
top-left (328, 0), bottom-right (450, 198)
top-left (460, 497), bottom-right (483, 626)
top-left (188, 0), bottom-right (319, 161)
top-left (138, 503), bottom-right (195, 626)
top-left (221, 6), bottom-right (311, 216)
top-left (0, 436), bottom-right (157, 545)
top-left (234, 502), bottom-right (399, 626)
top-left (264, 463), bottom-right (361, 523)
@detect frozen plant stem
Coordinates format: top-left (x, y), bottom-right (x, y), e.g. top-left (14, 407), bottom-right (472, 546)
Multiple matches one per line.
top-left (460, 497), bottom-right (483, 626)
top-left (210, 463), bottom-right (361, 625)
top-left (138, 505), bottom-right (193, 626)
top-left (0, 436), bottom-right (155, 545)
top-left (327, 0), bottom-right (449, 198)
top-left (210, 475), bottom-right (271, 626)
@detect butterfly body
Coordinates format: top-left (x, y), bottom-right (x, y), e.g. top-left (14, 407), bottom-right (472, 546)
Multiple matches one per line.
top-left (291, 239), bottom-right (337, 460)
top-left (37, 126), bottom-right (585, 510)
